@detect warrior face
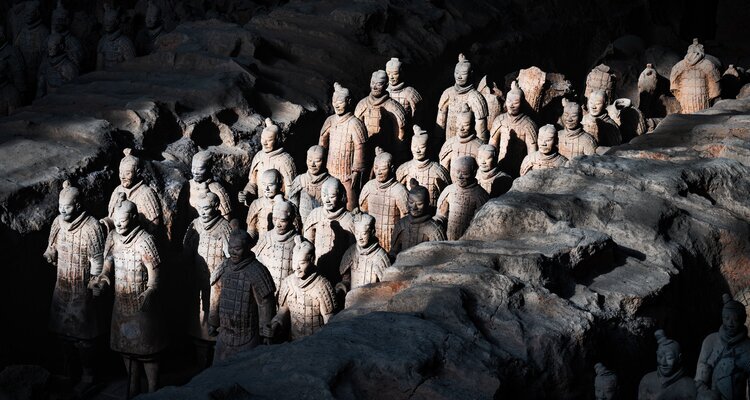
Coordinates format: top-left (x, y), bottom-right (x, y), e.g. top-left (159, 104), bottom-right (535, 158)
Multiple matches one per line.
top-left (588, 92), bottom-right (607, 117)
top-left (103, 11), bottom-right (119, 33)
top-left (145, 4), bottom-right (162, 29)
top-left (457, 113), bottom-right (473, 139)
top-left (119, 163), bottom-right (138, 189)
top-left (113, 208), bottom-right (135, 235)
top-left (386, 67), bottom-right (400, 86)
top-left (332, 93), bottom-right (349, 116)
top-left (272, 207), bottom-right (293, 235)
top-left (25, 2), bottom-right (40, 25)
top-left (506, 93), bottom-right (522, 117)
top-left (47, 34), bottom-right (64, 59)
top-left (723, 308), bottom-right (745, 337)
top-left (407, 190), bottom-right (427, 218)
top-left (411, 138), bottom-right (428, 161)
top-left (452, 157), bottom-right (475, 189)
top-left (190, 157), bottom-right (210, 183)
top-left (293, 249), bottom-right (314, 279)
top-left (454, 64), bottom-right (470, 87)
top-left (228, 236), bottom-right (249, 264)
top-left (321, 181), bottom-right (344, 212)
top-left (260, 171), bottom-right (282, 199)
top-left (260, 129), bottom-right (278, 153)
top-left (306, 147), bottom-right (325, 175)
top-left (58, 194), bottom-right (81, 223)
top-left (373, 157), bottom-right (393, 183)
top-left (355, 218), bottom-right (376, 248)
top-left (656, 347), bottom-right (679, 377)
top-left (562, 106), bottom-right (582, 130)
top-left (370, 74), bottom-right (387, 97)
top-left (197, 196), bottom-right (219, 224)
top-left (477, 148), bottom-right (495, 173)
top-left (538, 128), bottom-right (557, 156)
top-left (594, 383), bottom-right (616, 400)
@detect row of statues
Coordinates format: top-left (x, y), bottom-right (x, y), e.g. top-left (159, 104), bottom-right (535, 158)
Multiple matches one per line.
top-left (1, 0), bottom-right (166, 113)
top-left (594, 294), bottom-right (750, 400)
top-left (42, 39), bottom-right (731, 398)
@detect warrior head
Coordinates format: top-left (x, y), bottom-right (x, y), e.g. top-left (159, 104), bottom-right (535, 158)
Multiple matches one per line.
top-left (454, 53), bottom-right (472, 87)
top-left (260, 169), bottom-right (283, 199)
top-left (411, 125), bottom-right (429, 161)
top-left (587, 90), bottom-right (608, 117)
top-left (113, 192), bottom-right (139, 235)
top-left (386, 57), bottom-right (403, 87)
top-left (370, 70), bottom-right (388, 98)
top-left (191, 151), bottom-right (212, 183)
top-left (477, 144), bottom-right (498, 173)
top-left (47, 33), bottom-right (65, 60)
top-left (654, 329), bottom-right (681, 377)
top-left (505, 81), bottom-right (525, 117)
top-left (272, 195), bottom-right (296, 235)
top-left (103, 4), bottom-right (121, 34)
top-left (538, 125), bottom-right (558, 156)
top-left (58, 180), bottom-right (82, 222)
top-left (292, 241), bottom-right (316, 279)
top-left (561, 98), bottom-right (582, 131)
top-left (722, 293), bottom-right (747, 338)
top-left (228, 219), bottom-right (253, 264)
top-left (452, 156), bottom-right (477, 189)
top-left (321, 178), bottom-right (346, 213)
top-left (51, 0), bottom-right (70, 33)
top-left (25, 1), bottom-right (41, 26)
top-left (196, 192), bottom-right (220, 224)
top-left (261, 118), bottom-right (281, 153)
top-left (456, 103), bottom-right (475, 139)
top-left (119, 148), bottom-right (141, 189)
top-left (145, 1), bottom-right (163, 30)
top-left (354, 213), bottom-right (377, 248)
top-left (306, 145), bottom-right (327, 176)
top-left (685, 38), bottom-right (705, 66)
top-left (594, 363), bottom-right (617, 400)
top-left (407, 178), bottom-right (429, 218)
top-left (373, 147), bottom-right (394, 183)
top-left (332, 82), bottom-right (351, 116)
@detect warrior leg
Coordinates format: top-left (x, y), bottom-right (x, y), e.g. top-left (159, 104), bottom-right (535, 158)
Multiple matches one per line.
top-left (122, 354), bottom-right (141, 399)
top-left (142, 358), bottom-right (160, 393)
top-left (72, 339), bottom-right (97, 395)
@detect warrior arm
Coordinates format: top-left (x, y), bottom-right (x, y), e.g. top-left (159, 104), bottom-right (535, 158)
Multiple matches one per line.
top-left (523, 122), bottom-right (539, 154)
top-left (319, 117), bottom-right (332, 148)
top-left (519, 155), bottom-right (533, 176)
top-left (694, 336), bottom-right (714, 389)
top-left (209, 182), bottom-right (233, 219)
top-left (358, 183), bottom-right (371, 213)
top-left (395, 185), bottom-right (409, 218)
top-left (351, 120), bottom-right (368, 173)
top-left (44, 217), bottom-right (62, 265)
top-left (390, 221), bottom-right (405, 257)
top-left (254, 286), bottom-right (277, 339)
top-left (434, 188), bottom-right (451, 226)
top-left (438, 142), bottom-right (452, 171)
top-left (435, 90), bottom-right (450, 129)
top-left (122, 39), bottom-right (136, 61)
top-left (319, 279), bottom-right (339, 323)
top-left (87, 222), bottom-right (106, 277)
top-left (246, 201), bottom-right (260, 240)
top-left (338, 246), bottom-right (356, 293)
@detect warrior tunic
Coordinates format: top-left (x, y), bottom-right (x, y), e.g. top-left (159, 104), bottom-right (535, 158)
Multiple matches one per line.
top-left (359, 178), bottom-right (409, 253)
top-left (339, 241), bottom-right (390, 290)
top-left (107, 181), bottom-right (163, 237)
top-left (254, 229), bottom-right (303, 290)
top-left (438, 134), bottom-right (483, 173)
top-left (520, 152), bottom-right (568, 176)
top-left (436, 183), bottom-right (489, 241)
top-left (557, 127), bottom-right (597, 160)
top-left (244, 147), bottom-right (296, 197)
top-left (289, 171), bottom-right (337, 224)
top-left (477, 167), bottom-right (513, 198)
top-left (490, 112), bottom-right (538, 177)
top-left (319, 112), bottom-right (367, 210)
top-left (189, 178), bottom-right (232, 220)
top-left (276, 272), bottom-right (337, 340)
top-left (302, 207), bottom-right (355, 283)
top-left (396, 159), bottom-right (450, 208)
top-left (390, 214), bottom-right (446, 256)
top-left (436, 84), bottom-right (489, 140)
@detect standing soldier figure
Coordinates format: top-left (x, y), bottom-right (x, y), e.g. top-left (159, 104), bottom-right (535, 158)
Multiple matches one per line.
top-left (670, 38), bottom-right (721, 114)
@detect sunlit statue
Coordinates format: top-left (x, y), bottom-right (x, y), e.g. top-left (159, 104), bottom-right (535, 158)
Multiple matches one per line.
top-left (435, 156), bottom-right (489, 240)
top-left (320, 82), bottom-right (367, 210)
top-left (490, 81), bottom-right (538, 177)
top-left (105, 149), bottom-right (163, 238)
top-left (339, 213), bottom-right (390, 295)
top-left (585, 63), bottom-right (616, 103)
top-left (90, 194), bottom-right (165, 396)
top-left (189, 151), bottom-right (232, 220)
top-left (476, 144), bottom-right (512, 198)
top-left (558, 99), bottom-right (597, 160)
top-left (209, 222), bottom-right (276, 363)
top-left (96, 4), bottom-right (135, 70)
top-left (359, 148), bottom-right (409, 253)
top-left (254, 198), bottom-right (304, 289)
top-left (386, 57), bottom-right (422, 119)
top-left (270, 241), bottom-right (338, 341)
top-left (246, 170), bottom-right (297, 240)
top-left (240, 118), bottom-right (296, 203)
top-left (583, 90), bottom-right (621, 147)
top-left (44, 180), bottom-right (105, 395)
top-left (638, 329), bottom-right (696, 400)
top-left (670, 39), bottom-right (721, 114)
top-left (289, 145), bottom-right (337, 223)
top-left (396, 125), bottom-right (450, 208)
top-left (355, 70), bottom-right (409, 163)
top-left (437, 53), bottom-right (489, 141)
top-left (520, 124), bottom-right (568, 176)
top-left (183, 192), bottom-right (231, 369)
top-left (391, 179), bottom-right (445, 256)
top-left (439, 103), bottom-right (483, 173)
top-left (695, 294), bottom-right (750, 399)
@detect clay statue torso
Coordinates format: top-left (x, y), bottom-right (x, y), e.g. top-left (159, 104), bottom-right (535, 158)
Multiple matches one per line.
top-left (391, 214), bottom-right (446, 255)
top-left (388, 82), bottom-right (421, 118)
top-left (359, 178), bottom-right (409, 253)
top-left (97, 31), bottom-right (135, 70)
top-left (520, 152), bottom-right (568, 176)
top-left (395, 160), bottom-right (450, 208)
top-left (189, 179), bottom-right (232, 220)
top-left (108, 182), bottom-right (163, 236)
top-left (638, 370), bottom-right (697, 400)
top-left (277, 273), bottom-right (337, 340)
top-left (254, 230), bottom-right (303, 289)
top-left (670, 58), bottom-right (721, 114)
top-left (303, 207), bottom-right (355, 281)
top-left (437, 85), bottom-right (488, 139)
top-left (439, 136), bottom-right (483, 173)
top-left (289, 172), bottom-right (337, 223)
top-left (477, 167), bottom-right (513, 198)
top-left (491, 113), bottom-right (538, 177)
top-left (436, 183), bottom-right (489, 240)
top-left (46, 212), bottom-right (105, 339)
top-left (557, 127), bottom-right (597, 160)
top-left (354, 94), bottom-right (407, 161)
top-left (340, 242), bottom-right (390, 290)
top-left (319, 113), bottom-right (367, 182)
top-left (583, 112), bottom-right (621, 147)
top-left (697, 330), bottom-right (750, 400)
top-left (248, 148), bottom-right (296, 196)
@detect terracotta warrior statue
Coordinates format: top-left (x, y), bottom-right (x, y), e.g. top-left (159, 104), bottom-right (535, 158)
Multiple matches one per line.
top-left (435, 156), bottom-right (489, 240)
top-left (490, 81), bottom-right (538, 177)
top-left (0, 25), bottom-right (26, 104)
top-left (270, 241), bottom-right (338, 341)
top-left (638, 329), bottom-right (697, 400)
top-left (303, 178), bottom-right (355, 284)
top-left (391, 179), bottom-right (446, 256)
top-left (558, 99), bottom-right (597, 160)
top-left (695, 294), bottom-right (750, 399)
top-left (585, 63), bottom-right (616, 103)
top-left (520, 125), bottom-right (568, 176)
top-left (36, 33), bottom-right (79, 98)
top-left (183, 192), bottom-right (231, 368)
top-left (0, 41), bottom-right (22, 116)
top-left (338, 213), bottom-right (390, 296)
top-left (209, 223), bottom-right (276, 363)
top-left (359, 148), bottom-right (409, 253)
top-left (386, 57), bottom-right (422, 119)
top-left (189, 151), bottom-right (232, 220)
top-left (355, 70), bottom-right (409, 163)
top-left (136, 1), bottom-right (165, 56)
top-left (289, 145), bottom-right (337, 223)
top-left (254, 198), bottom-right (304, 289)
top-left (476, 144), bottom-right (512, 198)
top-left (396, 125), bottom-right (450, 208)
top-left (14, 0), bottom-right (48, 97)
top-left (594, 363), bottom-right (618, 400)
top-left (246, 169), bottom-right (294, 240)
top-left (90, 194), bottom-right (165, 396)
top-left (105, 149), bottom-right (163, 238)
top-left (44, 181), bottom-right (105, 395)
top-left (439, 103), bottom-right (483, 173)
top-left (670, 39), bottom-right (721, 114)
top-left (96, 5), bottom-right (135, 70)
top-left (319, 82), bottom-right (367, 210)
top-left (583, 90), bottom-right (621, 147)
top-left (51, 0), bottom-right (83, 68)
top-left (436, 53), bottom-right (489, 141)
top-left (478, 75), bottom-right (503, 132)
top-left (240, 118), bottom-right (296, 203)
